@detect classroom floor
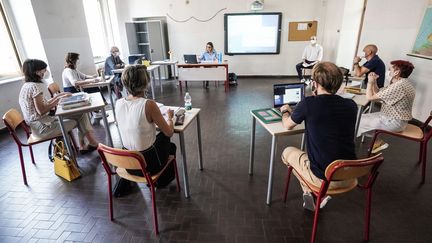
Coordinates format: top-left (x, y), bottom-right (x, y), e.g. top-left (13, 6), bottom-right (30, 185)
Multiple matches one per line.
top-left (1, 78), bottom-right (431, 243)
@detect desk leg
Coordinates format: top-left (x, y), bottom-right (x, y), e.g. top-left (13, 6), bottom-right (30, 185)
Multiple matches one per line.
top-left (354, 105), bottom-right (364, 137)
top-left (57, 116), bottom-right (76, 164)
top-left (150, 71), bottom-right (156, 99)
top-left (249, 117), bottom-right (256, 175)
top-left (266, 135), bottom-right (277, 205)
top-left (101, 108), bottom-right (113, 147)
top-left (225, 67), bottom-right (228, 92)
top-left (196, 114), bottom-right (203, 170)
top-left (300, 133), bottom-right (306, 151)
top-left (179, 132), bottom-right (190, 198)
top-left (158, 67), bottom-right (162, 94)
top-left (107, 84), bottom-right (116, 122)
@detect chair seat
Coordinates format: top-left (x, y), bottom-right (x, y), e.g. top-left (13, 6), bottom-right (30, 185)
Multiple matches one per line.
top-left (116, 168), bottom-right (163, 184)
top-left (27, 133), bottom-right (61, 144)
top-left (305, 178), bottom-right (358, 195)
top-left (398, 124), bottom-right (423, 140)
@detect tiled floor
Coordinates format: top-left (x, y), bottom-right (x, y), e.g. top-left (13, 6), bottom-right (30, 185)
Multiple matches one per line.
top-left (0, 78), bottom-right (431, 243)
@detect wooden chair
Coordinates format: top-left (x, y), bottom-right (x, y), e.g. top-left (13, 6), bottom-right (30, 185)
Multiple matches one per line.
top-left (48, 82), bottom-right (61, 97)
top-left (97, 143), bottom-right (181, 235)
top-left (283, 154), bottom-right (384, 243)
top-left (368, 111), bottom-right (432, 184)
top-left (2, 109), bottom-right (74, 185)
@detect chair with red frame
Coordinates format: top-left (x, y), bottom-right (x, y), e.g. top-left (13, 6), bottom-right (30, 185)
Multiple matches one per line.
top-left (368, 111), bottom-right (432, 184)
top-left (2, 108), bottom-right (75, 185)
top-left (97, 143), bottom-right (181, 235)
top-left (283, 153), bottom-right (384, 243)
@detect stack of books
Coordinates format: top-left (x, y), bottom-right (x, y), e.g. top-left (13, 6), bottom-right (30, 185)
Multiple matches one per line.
top-left (59, 92), bottom-right (91, 110)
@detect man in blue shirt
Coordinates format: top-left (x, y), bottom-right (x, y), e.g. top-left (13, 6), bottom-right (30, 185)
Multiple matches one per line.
top-left (353, 44), bottom-right (386, 88)
top-left (104, 46), bottom-right (125, 98)
top-left (280, 62), bottom-right (357, 211)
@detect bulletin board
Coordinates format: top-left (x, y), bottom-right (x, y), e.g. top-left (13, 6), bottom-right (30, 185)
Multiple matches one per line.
top-left (288, 21), bottom-right (318, 41)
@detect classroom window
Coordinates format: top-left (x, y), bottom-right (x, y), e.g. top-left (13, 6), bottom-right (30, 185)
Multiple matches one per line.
top-left (0, 2), bottom-right (21, 81)
top-left (83, 0), bottom-right (113, 60)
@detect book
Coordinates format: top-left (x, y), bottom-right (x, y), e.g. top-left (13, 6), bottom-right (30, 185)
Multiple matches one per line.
top-left (59, 92), bottom-right (89, 106)
top-left (61, 100), bottom-right (91, 110)
top-left (251, 108), bottom-right (282, 124)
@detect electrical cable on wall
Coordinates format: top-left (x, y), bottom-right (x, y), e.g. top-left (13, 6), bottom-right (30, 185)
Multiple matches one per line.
top-left (166, 8), bottom-right (227, 23)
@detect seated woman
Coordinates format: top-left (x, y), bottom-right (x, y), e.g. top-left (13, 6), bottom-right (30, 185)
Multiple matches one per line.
top-left (19, 59), bottom-right (99, 153)
top-left (357, 60), bottom-right (415, 152)
top-left (200, 42), bottom-right (217, 89)
top-left (114, 65), bottom-right (176, 196)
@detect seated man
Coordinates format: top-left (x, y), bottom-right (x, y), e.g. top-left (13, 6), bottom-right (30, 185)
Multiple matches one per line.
top-left (281, 62), bottom-right (358, 211)
top-left (295, 36), bottom-right (323, 82)
top-left (353, 44), bottom-right (386, 88)
top-left (104, 46), bottom-right (125, 98)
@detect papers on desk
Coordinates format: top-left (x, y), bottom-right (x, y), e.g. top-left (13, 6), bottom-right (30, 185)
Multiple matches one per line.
top-left (251, 108), bottom-right (282, 124)
top-left (59, 92), bottom-right (91, 110)
top-left (338, 93), bottom-right (356, 99)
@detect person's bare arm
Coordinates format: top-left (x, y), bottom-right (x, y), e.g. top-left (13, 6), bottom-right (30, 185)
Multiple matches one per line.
top-left (366, 72), bottom-right (381, 101)
top-left (34, 94), bottom-right (58, 115)
top-left (280, 105), bottom-right (298, 130)
top-left (146, 100), bottom-right (174, 137)
top-left (353, 56), bottom-right (370, 77)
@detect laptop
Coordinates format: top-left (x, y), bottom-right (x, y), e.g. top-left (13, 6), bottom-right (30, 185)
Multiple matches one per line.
top-left (273, 83), bottom-right (305, 115)
top-left (184, 54), bottom-right (198, 64)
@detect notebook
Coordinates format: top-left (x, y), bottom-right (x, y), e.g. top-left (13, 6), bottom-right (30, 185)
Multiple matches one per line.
top-left (273, 83), bottom-right (305, 115)
top-left (184, 54), bottom-right (198, 64)
top-left (59, 92), bottom-right (89, 106)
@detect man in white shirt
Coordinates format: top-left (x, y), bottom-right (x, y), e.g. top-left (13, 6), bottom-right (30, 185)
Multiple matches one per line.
top-left (296, 36), bottom-right (323, 82)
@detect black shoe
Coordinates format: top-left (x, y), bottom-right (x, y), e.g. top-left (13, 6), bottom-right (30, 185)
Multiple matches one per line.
top-left (113, 178), bottom-right (137, 197)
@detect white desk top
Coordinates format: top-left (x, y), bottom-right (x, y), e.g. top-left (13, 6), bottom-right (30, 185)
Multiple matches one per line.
top-left (111, 64), bottom-right (160, 74)
top-left (338, 84), bottom-right (368, 107)
top-left (56, 92), bottom-right (105, 116)
top-left (152, 60), bottom-right (178, 65)
top-left (80, 76), bottom-right (114, 89)
top-left (251, 111), bottom-right (305, 136)
top-left (161, 106), bottom-right (200, 132)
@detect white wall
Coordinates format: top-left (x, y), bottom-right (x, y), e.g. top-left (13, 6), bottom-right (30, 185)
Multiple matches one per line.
top-left (113, 0), bottom-right (331, 76)
top-left (359, 0), bottom-right (431, 120)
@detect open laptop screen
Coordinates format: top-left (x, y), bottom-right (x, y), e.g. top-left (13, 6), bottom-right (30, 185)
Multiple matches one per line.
top-left (183, 54), bottom-right (198, 64)
top-left (273, 83), bottom-right (305, 108)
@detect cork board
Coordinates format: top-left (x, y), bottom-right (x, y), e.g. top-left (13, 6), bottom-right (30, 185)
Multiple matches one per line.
top-left (288, 21), bottom-right (318, 41)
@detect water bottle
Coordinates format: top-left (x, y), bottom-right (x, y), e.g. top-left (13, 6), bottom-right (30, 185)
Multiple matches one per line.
top-left (218, 52), bottom-right (223, 63)
top-left (184, 92), bottom-right (192, 110)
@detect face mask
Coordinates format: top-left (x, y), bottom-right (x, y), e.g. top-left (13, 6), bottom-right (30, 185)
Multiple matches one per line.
top-left (114, 52), bottom-right (120, 57)
top-left (311, 81), bottom-right (318, 95)
top-left (310, 40), bottom-right (317, 45)
top-left (43, 70), bottom-right (50, 79)
top-left (76, 60), bottom-right (80, 66)
top-left (386, 70), bottom-right (392, 78)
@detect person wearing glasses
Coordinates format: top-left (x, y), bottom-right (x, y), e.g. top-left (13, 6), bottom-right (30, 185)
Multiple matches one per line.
top-left (280, 62), bottom-right (357, 211)
top-left (199, 42), bottom-right (217, 89)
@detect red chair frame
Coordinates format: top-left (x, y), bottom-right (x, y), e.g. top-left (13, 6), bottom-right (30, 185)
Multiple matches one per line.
top-left (97, 143), bottom-right (181, 235)
top-left (368, 111), bottom-right (432, 184)
top-left (3, 109), bottom-right (75, 185)
top-left (283, 154), bottom-right (384, 243)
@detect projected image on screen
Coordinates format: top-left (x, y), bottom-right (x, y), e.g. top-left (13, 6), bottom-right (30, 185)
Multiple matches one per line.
top-left (224, 13), bottom-right (282, 55)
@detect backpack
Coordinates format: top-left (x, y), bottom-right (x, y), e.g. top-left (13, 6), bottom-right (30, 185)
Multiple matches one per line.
top-left (228, 72), bottom-right (238, 86)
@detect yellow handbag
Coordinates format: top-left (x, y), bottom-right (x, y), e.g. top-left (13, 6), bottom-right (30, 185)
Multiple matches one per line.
top-left (53, 141), bottom-right (81, 181)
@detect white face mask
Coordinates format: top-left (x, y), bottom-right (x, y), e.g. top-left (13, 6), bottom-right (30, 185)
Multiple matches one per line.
top-left (114, 51), bottom-right (120, 57)
top-left (43, 70), bottom-right (50, 79)
top-left (386, 70), bottom-right (392, 78)
top-left (310, 39), bottom-right (317, 45)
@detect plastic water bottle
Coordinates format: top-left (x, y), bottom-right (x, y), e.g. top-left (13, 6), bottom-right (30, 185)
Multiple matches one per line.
top-left (184, 92), bottom-right (192, 110)
top-left (218, 52), bottom-right (223, 63)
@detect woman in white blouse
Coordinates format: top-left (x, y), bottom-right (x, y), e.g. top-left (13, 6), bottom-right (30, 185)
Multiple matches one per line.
top-left (62, 52), bottom-right (99, 93)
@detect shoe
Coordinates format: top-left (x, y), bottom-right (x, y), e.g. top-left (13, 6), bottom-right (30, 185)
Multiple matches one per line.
top-left (79, 144), bottom-right (97, 154)
top-left (371, 139), bottom-right (389, 154)
top-left (93, 111), bottom-right (103, 119)
top-left (303, 192), bottom-right (316, 211)
top-left (300, 78), bottom-right (306, 83)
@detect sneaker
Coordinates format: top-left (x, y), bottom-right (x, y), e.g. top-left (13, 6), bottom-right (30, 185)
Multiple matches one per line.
top-left (300, 78), bottom-right (306, 83)
top-left (319, 196), bottom-right (332, 209)
top-left (303, 192), bottom-right (316, 211)
top-left (371, 139), bottom-right (389, 154)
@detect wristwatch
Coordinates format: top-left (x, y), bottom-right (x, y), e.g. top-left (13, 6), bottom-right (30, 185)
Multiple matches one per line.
top-left (282, 109), bottom-right (291, 115)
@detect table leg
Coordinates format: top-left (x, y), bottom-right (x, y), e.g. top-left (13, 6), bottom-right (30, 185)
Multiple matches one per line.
top-left (266, 135), bottom-right (277, 205)
top-left (150, 71), bottom-right (156, 99)
top-left (196, 114), bottom-right (203, 170)
top-left (158, 66), bottom-right (162, 94)
top-left (179, 132), bottom-right (190, 198)
top-left (57, 116), bottom-right (76, 164)
top-left (101, 107), bottom-right (113, 147)
top-left (107, 84), bottom-right (116, 122)
top-left (249, 117), bottom-right (256, 175)
top-left (300, 133), bottom-right (306, 151)
top-left (354, 105), bottom-right (365, 137)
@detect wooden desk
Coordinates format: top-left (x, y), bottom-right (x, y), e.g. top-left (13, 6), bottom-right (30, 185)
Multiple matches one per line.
top-left (56, 93), bottom-right (113, 162)
top-left (177, 62), bottom-right (229, 92)
top-left (80, 76), bottom-right (116, 121)
top-left (249, 111), bottom-right (305, 205)
top-left (112, 64), bottom-right (161, 99)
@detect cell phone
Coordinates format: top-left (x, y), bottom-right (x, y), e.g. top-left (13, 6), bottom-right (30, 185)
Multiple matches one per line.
top-left (176, 109), bottom-right (185, 116)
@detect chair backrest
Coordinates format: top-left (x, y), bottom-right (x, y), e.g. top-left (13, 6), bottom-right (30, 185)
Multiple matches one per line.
top-left (3, 108), bottom-right (25, 131)
top-left (325, 153), bottom-right (384, 181)
top-left (422, 110), bottom-right (432, 141)
top-left (97, 143), bottom-right (148, 172)
top-left (48, 82), bottom-right (61, 97)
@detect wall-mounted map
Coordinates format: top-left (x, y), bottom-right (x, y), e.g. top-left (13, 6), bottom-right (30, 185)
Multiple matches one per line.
top-left (410, 5), bottom-right (432, 59)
